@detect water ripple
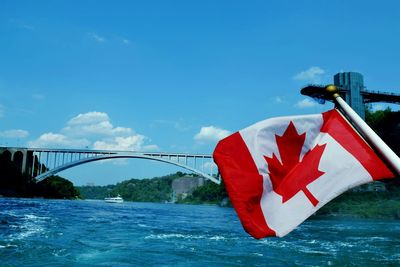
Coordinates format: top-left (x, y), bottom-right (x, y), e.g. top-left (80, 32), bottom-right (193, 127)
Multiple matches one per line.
top-left (0, 198), bottom-right (399, 266)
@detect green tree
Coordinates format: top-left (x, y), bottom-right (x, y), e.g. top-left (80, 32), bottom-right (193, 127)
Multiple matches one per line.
top-left (35, 175), bottom-right (81, 199)
top-left (365, 107), bottom-right (400, 156)
top-left (180, 180), bottom-right (229, 205)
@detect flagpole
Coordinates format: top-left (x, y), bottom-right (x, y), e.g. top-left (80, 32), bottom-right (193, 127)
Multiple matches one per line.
top-left (325, 85), bottom-right (400, 176)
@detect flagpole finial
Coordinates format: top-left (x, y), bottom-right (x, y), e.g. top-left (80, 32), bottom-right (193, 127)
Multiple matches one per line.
top-left (325, 85), bottom-right (340, 99)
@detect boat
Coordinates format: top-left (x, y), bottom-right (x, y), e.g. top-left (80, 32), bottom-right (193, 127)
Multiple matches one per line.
top-left (104, 194), bottom-right (124, 203)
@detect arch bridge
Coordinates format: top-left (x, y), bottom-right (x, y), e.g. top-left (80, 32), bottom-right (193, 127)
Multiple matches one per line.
top-left (0, 147), bottom-right (220, 184)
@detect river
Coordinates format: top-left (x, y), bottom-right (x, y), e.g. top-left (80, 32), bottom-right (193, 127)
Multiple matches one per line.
top-left (0, 198), bottom-right (399, 266)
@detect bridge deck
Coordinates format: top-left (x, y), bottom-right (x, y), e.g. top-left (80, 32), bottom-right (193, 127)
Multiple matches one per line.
top-left (361, 90), bottom-right (400, 104)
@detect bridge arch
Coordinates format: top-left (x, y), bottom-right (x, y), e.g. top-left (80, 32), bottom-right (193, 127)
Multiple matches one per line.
top-left (35, 153), bottom-right (220, 184)
top-left (1, 150), bottom-right (12, 162)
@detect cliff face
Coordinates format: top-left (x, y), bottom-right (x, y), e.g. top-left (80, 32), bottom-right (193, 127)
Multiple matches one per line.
top-left (172, 176), bottom-right (205, 197)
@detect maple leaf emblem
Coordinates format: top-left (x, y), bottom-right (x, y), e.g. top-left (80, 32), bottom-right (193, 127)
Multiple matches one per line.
top-left (264, 122), bottom-right (326, 207)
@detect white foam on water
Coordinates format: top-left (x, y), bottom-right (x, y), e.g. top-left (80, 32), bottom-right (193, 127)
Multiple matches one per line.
top-left (14, 224), bottom-right (44, 239)
top-left (24, 214), bottom-right (50, 221)
top-left (252, 253), bottom-right (263, 257)
top-left (76, 251), bottom-right (103, 260)
top-left (336, 241), bottom-right (354, 248)
top-left (144, 233), bottom-right (232, 241)
top-left (24, 214), bottom-right (39, 220)
top-left (259, 239), bottom-right (289, 248)
top-left (368, 236), bottom-right (389, 241)
top-left (298, 248), bottom-right (330, 255)
top-left (52, 248), bottom-right (68, 257)
top-left (8, 213), bottom-right (50, 241)
top-left (209, 236), bottom-right (226, 241)
top-left (145, 233), bottom-right (203, 240)
top-left (0, 244), bottom-right (18, 249)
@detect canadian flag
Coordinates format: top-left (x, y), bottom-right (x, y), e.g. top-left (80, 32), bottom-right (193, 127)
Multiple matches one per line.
top-left (213, 109), bottom-right (395, 238)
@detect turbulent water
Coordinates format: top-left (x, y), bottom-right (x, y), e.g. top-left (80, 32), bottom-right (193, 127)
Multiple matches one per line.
top-left (0, 198), bottom-right (399, 266)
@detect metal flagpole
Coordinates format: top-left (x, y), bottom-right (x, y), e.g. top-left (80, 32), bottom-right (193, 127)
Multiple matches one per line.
top-left (325, 85), bottom-right (400, 175)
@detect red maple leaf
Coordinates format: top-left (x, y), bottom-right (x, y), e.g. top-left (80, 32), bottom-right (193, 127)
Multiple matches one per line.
top-left (264, 122), bottom-right (326, 206)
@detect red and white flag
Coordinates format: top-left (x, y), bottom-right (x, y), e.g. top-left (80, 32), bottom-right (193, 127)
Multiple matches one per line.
top-left (213, 109), bottom-right (395, 238)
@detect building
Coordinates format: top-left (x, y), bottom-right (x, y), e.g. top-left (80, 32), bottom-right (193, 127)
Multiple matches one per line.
top-left (302, 71), bottom-right (400, 120)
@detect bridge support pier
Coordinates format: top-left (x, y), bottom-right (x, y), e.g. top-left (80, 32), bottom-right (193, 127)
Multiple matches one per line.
top-left (2, 148), bottom-right (29, 175)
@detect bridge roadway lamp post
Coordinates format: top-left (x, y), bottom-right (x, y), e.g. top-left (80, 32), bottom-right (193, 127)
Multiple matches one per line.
top-left (301, 85), bottom-right (400, 176)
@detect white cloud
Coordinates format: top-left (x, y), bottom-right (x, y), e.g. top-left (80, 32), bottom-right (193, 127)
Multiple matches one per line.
top-left (0, 129), bottom-right (29, 138)
top-left (62, 111), bottom-right (132, 137)
top-left (28, 132), bottom-right (90, 148)
top-left (202, 161), bottom-right (217, 171)
top-left (93, 135), bottom-right (158, 151)
top-left (92, 136), bottom-right (159, 165)
top-left (194, 126), bottom-right (231, 143)
top-left (29, 111), bottom-right (158, 151)
top-left (89, 32), bottom-right (106, 43)
top-left (68, 111), bottom-right (109, 125)
top-left (295, 98), bottom-right (318, 108)
top-left (293, 66), bottom-right (325, 84)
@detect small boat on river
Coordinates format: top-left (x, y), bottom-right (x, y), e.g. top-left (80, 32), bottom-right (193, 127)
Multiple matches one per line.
top-left (104, 194), bottom-right (124, 203)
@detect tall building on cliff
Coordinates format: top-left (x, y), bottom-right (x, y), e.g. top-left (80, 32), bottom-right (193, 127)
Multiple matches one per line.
top-left (317, 71), bottom-right (400, 120)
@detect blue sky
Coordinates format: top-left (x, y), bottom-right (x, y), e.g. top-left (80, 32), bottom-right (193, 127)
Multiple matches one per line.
top-left (1, 0), bottom-right (400, 185)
